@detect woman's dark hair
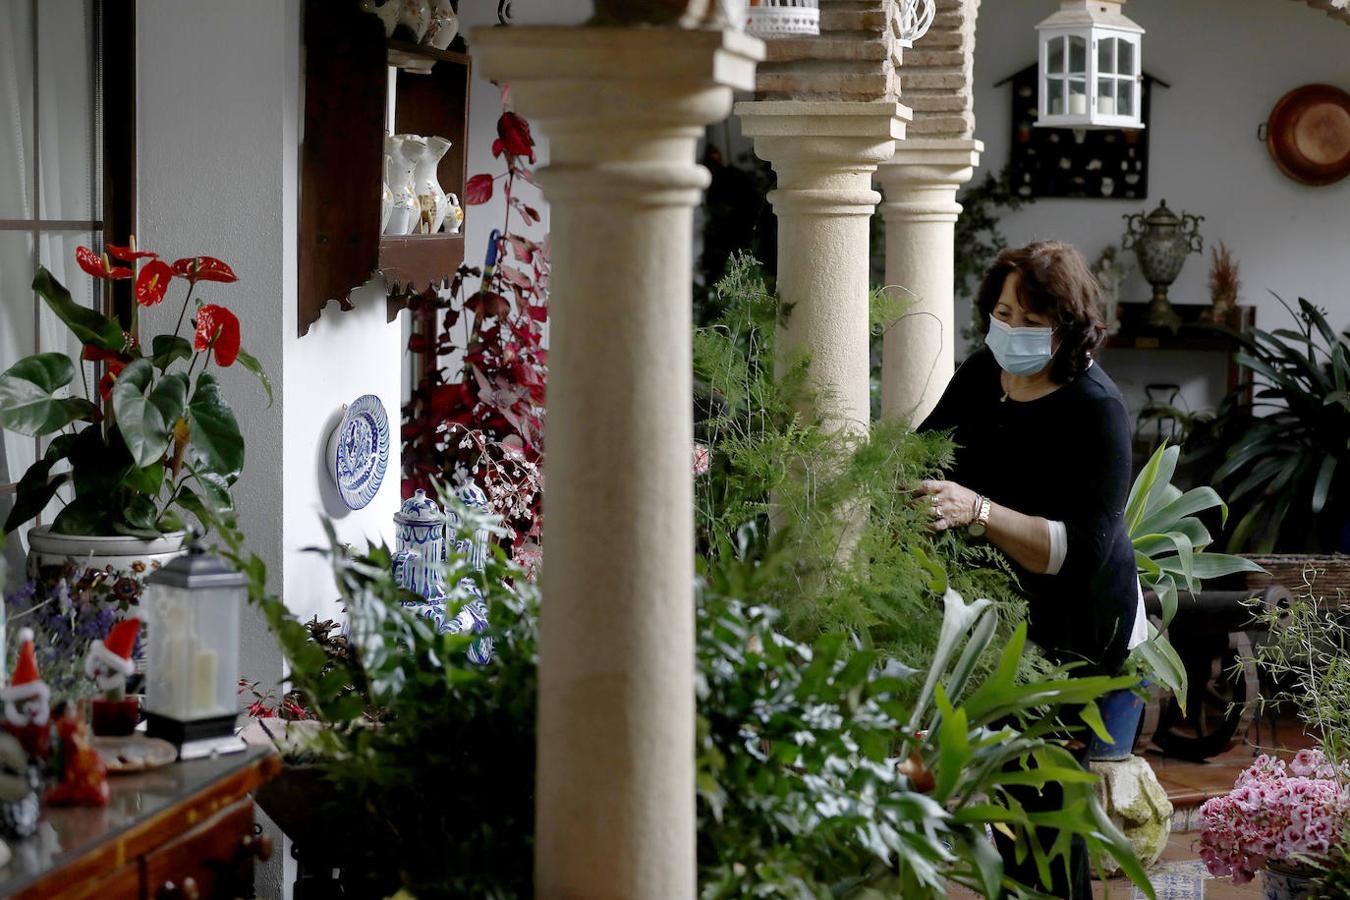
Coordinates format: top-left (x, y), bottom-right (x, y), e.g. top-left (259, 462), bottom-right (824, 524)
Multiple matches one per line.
top-left (976, 241), bottom-right (1105, 383)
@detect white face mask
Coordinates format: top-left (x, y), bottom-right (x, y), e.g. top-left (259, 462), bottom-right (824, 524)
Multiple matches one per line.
top-left (985, 318), bottom-right (1054, 376)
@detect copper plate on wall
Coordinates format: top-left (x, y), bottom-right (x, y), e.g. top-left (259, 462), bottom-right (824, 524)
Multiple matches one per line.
top-left (1264, 84), bottom-right (1350, 186)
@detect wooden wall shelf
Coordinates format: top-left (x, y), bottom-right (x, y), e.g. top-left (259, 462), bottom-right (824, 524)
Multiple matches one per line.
top-left (298, 0), bottom-right (471, 337)
top-left (1104, 301), bottom-right (1255, 393)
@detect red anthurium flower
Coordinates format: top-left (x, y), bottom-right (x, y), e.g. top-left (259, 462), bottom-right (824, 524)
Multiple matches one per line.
top-left (496, 111), bottom-right (535, 163)
top-left (134, 259), bottom-right (174, 307)
top-left (194, 304), bottom-right (241, 367)
top-left (172, 256), bottom-right (238, 284)
top-left (84, 344), bottom-right (132, 400)
top-left (106, 244), bottom-right (159, 262)
top-left (75, 246), bottom-right (132, 280)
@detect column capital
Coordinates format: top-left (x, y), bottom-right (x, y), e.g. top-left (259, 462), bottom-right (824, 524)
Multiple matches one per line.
top-left (473, 27), bottom-right (764, 206)
top-left (876, 138), bottom-right (983, 223)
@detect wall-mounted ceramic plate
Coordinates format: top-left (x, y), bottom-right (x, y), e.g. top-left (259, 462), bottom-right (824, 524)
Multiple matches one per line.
top-left (327, 394), bottom-right (390, 510)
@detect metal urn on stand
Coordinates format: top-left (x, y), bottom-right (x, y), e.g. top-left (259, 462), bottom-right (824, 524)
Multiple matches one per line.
top-left (1122, 199), bottom-right (1203, 330)
top-left (142, 540), bottom-right (248, 759)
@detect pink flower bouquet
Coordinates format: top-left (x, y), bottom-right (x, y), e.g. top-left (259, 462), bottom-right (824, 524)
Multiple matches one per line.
top-left (1198, 749), bottom-right (1350, 883)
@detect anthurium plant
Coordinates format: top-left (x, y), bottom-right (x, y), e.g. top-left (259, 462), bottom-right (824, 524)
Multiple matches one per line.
top-left (0, 242), bottom-right (270, 538)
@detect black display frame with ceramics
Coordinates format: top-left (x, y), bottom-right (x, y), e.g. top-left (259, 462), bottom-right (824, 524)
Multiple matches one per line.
top-left (998, 62), bottom-right (1167, 201)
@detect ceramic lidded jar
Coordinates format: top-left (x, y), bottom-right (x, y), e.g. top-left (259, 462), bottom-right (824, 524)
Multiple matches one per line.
top-left (1122, 199), bottom-right (1204, 329)
top-left (393, 489), bottom-right (446, 603)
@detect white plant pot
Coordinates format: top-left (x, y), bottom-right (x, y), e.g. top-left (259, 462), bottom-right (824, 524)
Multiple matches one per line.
top-left (25, 527), bottom-right (188, 579)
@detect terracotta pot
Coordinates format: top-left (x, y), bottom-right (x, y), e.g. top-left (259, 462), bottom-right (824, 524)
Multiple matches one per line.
top-left (25, 527), bottom-right (187, 579)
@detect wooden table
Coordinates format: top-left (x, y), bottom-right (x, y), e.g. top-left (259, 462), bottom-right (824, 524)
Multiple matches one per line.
top-left (0, 745), bottom-right (281, 899)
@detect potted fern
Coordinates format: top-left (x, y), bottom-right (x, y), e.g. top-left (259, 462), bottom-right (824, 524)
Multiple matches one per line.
top-left (0, 243), bottom-right (269, 575)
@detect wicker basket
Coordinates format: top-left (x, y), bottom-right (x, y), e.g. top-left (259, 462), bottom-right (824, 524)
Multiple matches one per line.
top-left (1243, 554), bottom-right (1350, 600)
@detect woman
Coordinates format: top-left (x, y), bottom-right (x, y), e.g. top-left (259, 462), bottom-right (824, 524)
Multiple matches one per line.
top-left (917, 241), bottom-right (1145, 897)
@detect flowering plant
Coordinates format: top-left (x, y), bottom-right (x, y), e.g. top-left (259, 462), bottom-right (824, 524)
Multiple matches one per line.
top-left (402, 94), bottom-right (548, 552)
top-left (4, 563), bottom-right (146, 700)
top-left (0, 241), bottom-right (270, 538)
top-left (1198, 749), bottom-right (1350, 883)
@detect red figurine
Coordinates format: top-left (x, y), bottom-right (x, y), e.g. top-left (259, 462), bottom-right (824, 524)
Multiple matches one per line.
top-left (86, 618), bottom-right (141, 736)
top-left (1, 629), bottom-right (50, 759)
top-left (45, 704), bottom-right (109, 807)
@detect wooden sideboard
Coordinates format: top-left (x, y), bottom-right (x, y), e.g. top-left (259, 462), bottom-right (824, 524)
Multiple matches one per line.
top-left (0, 746), bottom-right (280, 899)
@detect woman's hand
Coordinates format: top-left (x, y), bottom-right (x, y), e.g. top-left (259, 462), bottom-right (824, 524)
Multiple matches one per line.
top-left (919, 479), bottom-right (980, 532)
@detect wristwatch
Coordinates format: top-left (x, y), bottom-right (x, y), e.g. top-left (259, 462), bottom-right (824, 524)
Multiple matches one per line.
top-left (969, 496), bottom-right (993, 538)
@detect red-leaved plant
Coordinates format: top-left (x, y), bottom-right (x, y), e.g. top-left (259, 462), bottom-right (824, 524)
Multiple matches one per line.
top-left (0, 240), bottom-right (270, 538)
top-left (402, 91), bottom-right (548, 552)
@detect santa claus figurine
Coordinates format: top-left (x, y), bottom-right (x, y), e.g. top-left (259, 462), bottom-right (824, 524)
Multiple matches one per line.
top-left (45, 703), bottom-right (108, 808)
top-left (86, 618), bottom-right (141, 737)
top-left (2, 629), bottom-right (51, 759)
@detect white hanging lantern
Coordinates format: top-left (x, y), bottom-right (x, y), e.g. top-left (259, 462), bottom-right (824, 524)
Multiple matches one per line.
top-left (1036, 0), bottom-right (1144, 130)
top-left (898, 0), bottom-right (935, 44)
top-left (745, 0), bottom-right (819, 38)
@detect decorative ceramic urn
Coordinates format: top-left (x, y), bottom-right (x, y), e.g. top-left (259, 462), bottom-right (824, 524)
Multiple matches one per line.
top-left (1122, 199), bottom-right (1203, 330)
top-left (393, 489), bottom-right (448, 602)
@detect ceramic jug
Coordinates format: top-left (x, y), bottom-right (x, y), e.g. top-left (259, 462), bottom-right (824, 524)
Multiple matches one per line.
top-left (359, 0), bottom-right (399, 36)
top-left (444, 192), bottom-right (464, 235)
top-left (412, 136), bottom-right (451, 234)
top-left (384, 135), bottom-right (419, 236)
top-left (425, 0), bottom-right (459, 49)
top-left (398, 0), bottom-right (431, 43)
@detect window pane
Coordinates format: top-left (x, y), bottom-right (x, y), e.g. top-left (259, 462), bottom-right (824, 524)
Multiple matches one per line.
top-left (1048, 37), bottom-right (1064, 75)
top-left (1098, 78), bottom-right (1117, 115)
top-left (1119, 40), bottom-right (1136, 76)
top-left (37, 232), bottom-right (100, 388)
top-left (0, 231), bottom-right (38, 531)
top-left (1068, 79), bottom-right (1087, 116)
top-left (37, 0), bottom-right (99, 220)
top-left (1098, 37), bottom-right (1116, 75)
top-left (1047, 77), bottom-right (1065, 116)
top-left (1069, 35), bottom-right (1086, 74)
top-left (0, 0), bottom-right (36, 218)
top-left (1119, 79), bottom-right (1136, 118)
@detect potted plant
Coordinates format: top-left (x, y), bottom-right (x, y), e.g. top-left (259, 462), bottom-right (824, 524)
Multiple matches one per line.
top-left (1192, 297), bottom-right (1350, 557)
top-left (1198, 749), bottom-right (1349, 897)
top-left (1092, 442), bottom-right (1264, 761)
top-left (0, 242), bottom-right (269, 575)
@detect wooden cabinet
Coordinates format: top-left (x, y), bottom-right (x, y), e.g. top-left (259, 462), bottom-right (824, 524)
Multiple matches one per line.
top-left (1, 747), bottom-right (280, 900)
top-left (298, 0), bottom-right (471, 336)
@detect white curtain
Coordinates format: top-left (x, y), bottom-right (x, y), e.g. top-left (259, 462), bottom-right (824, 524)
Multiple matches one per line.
top-left (0, 0), bottom-right (97, 579)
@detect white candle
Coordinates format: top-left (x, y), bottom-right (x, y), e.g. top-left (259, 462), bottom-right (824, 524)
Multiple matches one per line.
top-left (1069, 94), bottom-right (1088, 115)
top-left (1098, 95), bottom-right (1116, 115)
top-left (191, 647), bottom-right (219, 715)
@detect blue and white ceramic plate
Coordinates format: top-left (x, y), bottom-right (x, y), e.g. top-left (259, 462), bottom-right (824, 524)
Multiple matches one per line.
top-left (327, 394), bottom-right (390, 510)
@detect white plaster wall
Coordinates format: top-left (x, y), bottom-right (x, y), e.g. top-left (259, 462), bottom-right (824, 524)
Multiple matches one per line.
top-left (966, 0), bottom-right (1350, 415)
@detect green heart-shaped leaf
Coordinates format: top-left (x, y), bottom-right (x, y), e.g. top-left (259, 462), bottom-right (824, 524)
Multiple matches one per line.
top-left (150, 335), bottom-right (194, 373)
top-left (186, 373), bottom-right (244, 478)
top-left (2, 458), bottom-right (68, 534)
top-left (0, 353), bottom-right (98, 436)
top-left (123, 461), bottom-right (166, 495)
top-left (51, 495), bottom-right (119, 536)
top-left (112, 360), bottom-right (189, 468)
top-left (34, 267), bottom-right (126, 351)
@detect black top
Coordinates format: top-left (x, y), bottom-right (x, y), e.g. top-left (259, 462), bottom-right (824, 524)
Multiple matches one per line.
top-left (919, 348), bottom-right (1135, 675)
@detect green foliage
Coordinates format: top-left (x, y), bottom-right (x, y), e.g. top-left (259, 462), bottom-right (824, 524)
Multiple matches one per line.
top-left (0, 266), bottom-right (263, 538)
top-left (1125, 443), bottom-right (1265, 706)
top-left (955, 167), bottom-right (1034, 356)
top-left (693, 255), bottom-right (1031, 702)
top-left (1194, 297), bottom-right (1350, 552)
top-left (1244, 583), bottom-right (1350, 771)
top-left (697, 551), bottom-right (1154, 899)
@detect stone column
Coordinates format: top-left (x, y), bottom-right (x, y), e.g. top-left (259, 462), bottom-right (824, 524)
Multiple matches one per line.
top-left (473, 27), bottom-right (760, 900)
top-left (735, 101), bottom-right (906, 434)
top-left (876, 138), bottom-right (981, 425)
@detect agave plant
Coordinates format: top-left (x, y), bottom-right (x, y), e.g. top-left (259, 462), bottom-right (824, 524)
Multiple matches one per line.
top-left (1203, 297), bottom-right (1350, 552)
top-left (1125, 442), bottom-right (1265, 706)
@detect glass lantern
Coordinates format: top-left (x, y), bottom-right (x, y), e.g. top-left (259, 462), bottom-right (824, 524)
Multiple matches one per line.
top-left (142, 541), bottom-right (246, 747)
top-left (1036, 0), bottom-right (1143, 130)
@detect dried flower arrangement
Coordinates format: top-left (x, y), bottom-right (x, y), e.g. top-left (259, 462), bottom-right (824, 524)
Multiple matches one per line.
top-left (1207, 241), bottom-right (1241, 323)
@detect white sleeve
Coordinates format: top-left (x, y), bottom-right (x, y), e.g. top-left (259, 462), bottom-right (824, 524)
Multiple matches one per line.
top-left (1045, 519), bottom-right (1068, 575)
